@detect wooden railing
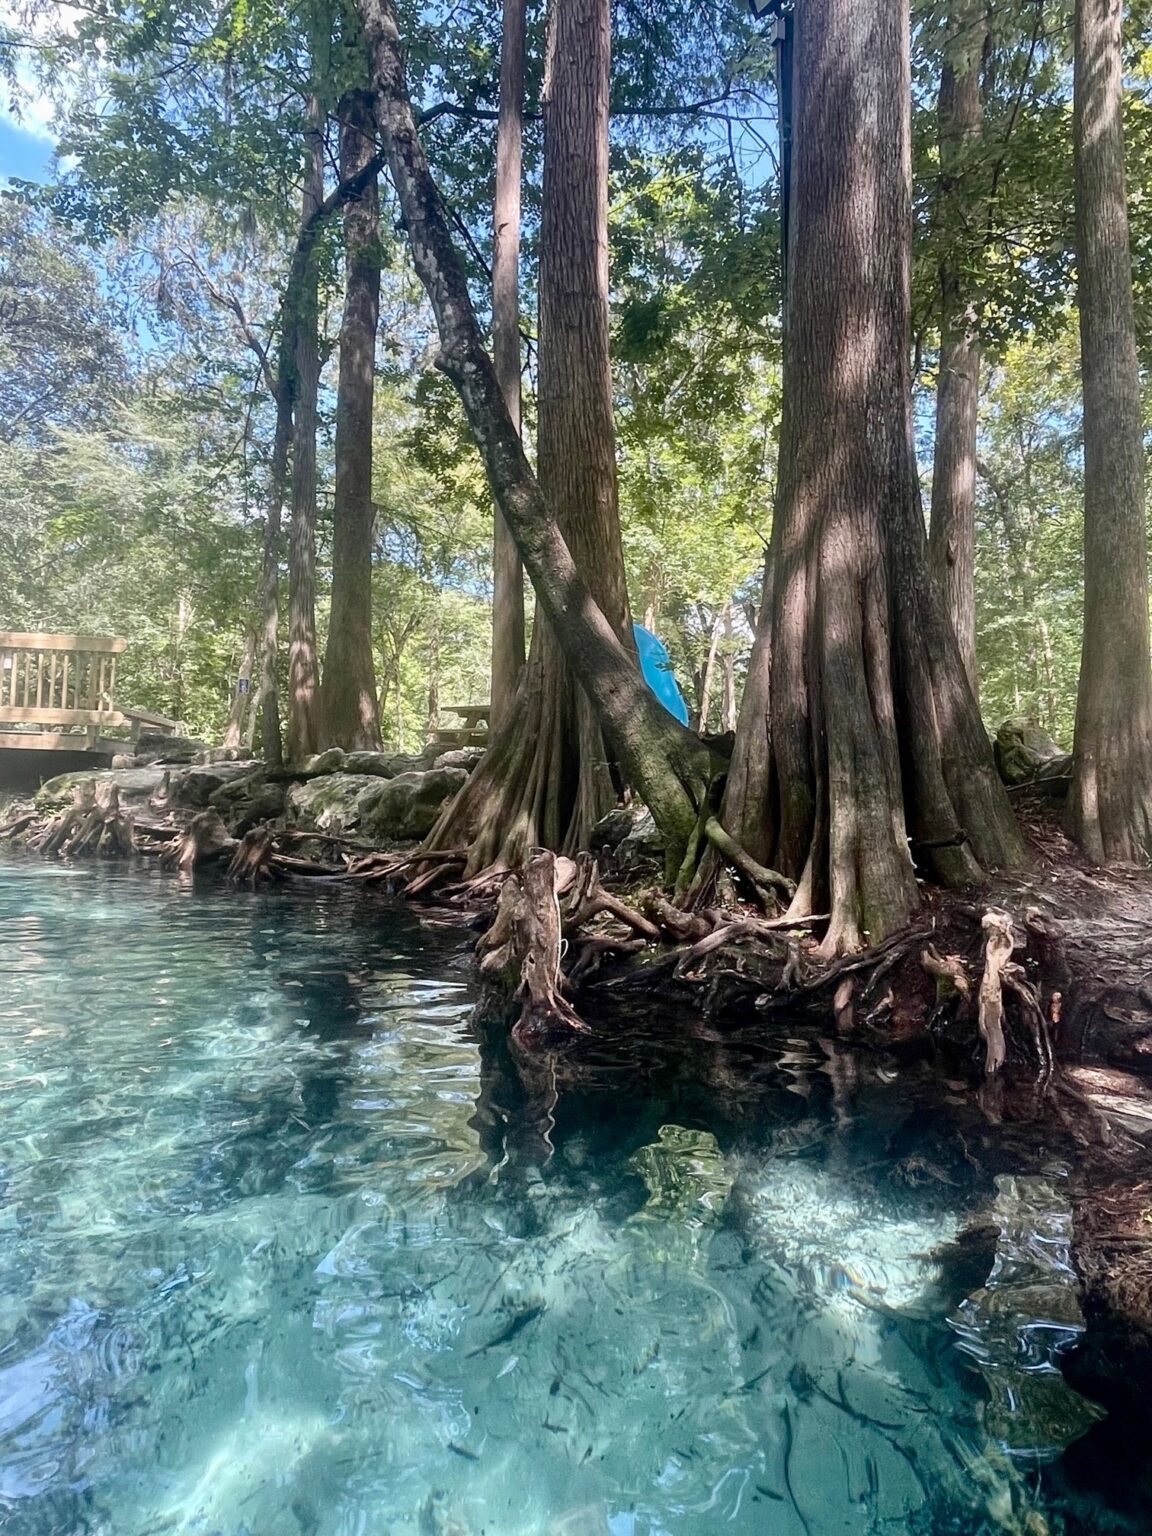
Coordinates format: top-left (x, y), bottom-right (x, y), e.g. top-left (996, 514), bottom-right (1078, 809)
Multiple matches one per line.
top-left (0, 632), bottom-right (127, 733)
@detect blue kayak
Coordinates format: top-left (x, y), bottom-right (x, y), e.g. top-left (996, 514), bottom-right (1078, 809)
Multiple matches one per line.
top-left (633, 623), bottom-right (691, 726)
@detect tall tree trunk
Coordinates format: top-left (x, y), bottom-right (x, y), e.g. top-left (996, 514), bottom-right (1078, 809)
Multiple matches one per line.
top-left (722, 0), bottom-right (1024, 952)
top-left (286, 99), bottom-right (326, 763)
top-left (490, 0), bottom-right (527, 733)
top-left (257, 401), bottom-right (289, 765)
top-left (697, 607), bottom-right (722, 731)
top-left (1067, 0), bottom-right (1152, 861)
top-left (222, 630), bottom-right (257, 750)
top-left (411, 0), bottom-right (641, 873)
top-left (928, 0), bottom-right (986, 696)
top-left (324, 88), bottom-right (384, 752)
top-left (426, 596), bottom-right (441, 741)
top-left (356, 0), bottom-right (712, 870)
top-left (721, 601), bottom-right (737, 732)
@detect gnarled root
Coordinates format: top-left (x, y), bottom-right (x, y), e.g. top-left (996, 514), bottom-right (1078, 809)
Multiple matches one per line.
top-left (564, 855), bottom-right (660, 941)
top-left (978, 910), bottom-right (1016, 1074)
top-left (34, 781), bottom-right (135, 859)
top-left (64, 783), bottom-right (135, 858)
top-left (1001, 962), bottom-right (1056, 1079)
top-left (228, 825), bottom-right (278, 886)
top-left (0, 811), bottom-right (35, 841)
top-left (477, 850), bottom-right (588, 1041)
top-left (32, 780), bottom-right (97, 854)
top-left (159, 809), bottom-right (233, 872)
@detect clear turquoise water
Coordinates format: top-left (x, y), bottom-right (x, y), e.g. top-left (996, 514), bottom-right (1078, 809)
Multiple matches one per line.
top-left (0, 852), bottom-right (1143, 1535)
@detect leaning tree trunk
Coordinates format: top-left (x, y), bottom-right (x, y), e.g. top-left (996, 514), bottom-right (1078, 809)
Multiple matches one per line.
top-left (928, 0), bottom-right (986, 696)
top-left (489, 0), bottom-right (527, 734)
top-left (1066, 0), bottom-right (1152, 862)
top-left (324, 88), bottom-right (384, 752)
top-left (356, 0), bottom-right (713, 870)
top-left (286, 98), bottom-right (326, 763)
top-left (417, 0), bottom-right (635, 873)
top-left (722, 0), bottom-right (1024, 954)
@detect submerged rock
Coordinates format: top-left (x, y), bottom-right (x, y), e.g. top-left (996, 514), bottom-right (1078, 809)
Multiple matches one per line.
top-left (948, 1169), bottom-right (1103, 1461)
top-left (288, 773), bottom-right (381, 833)
top-left (357, 766), bottom-right (468, 842)
top-left (995, 717), bottom-right (1073, 788)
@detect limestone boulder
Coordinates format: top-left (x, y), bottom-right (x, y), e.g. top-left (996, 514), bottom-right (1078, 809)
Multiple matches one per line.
top-left (342, 751), bottom-right (399, 778)
top-left (135, 730), bottom-right (204, 762)
top-left (288, 773), bottom-right (381, 833)
top-left (994, 718), bottom-right (1073, 788)
top-left (208, 769), bottom-right (287, 835)
top-left (357, 767), bottom-right (468, 843)
top-left (35, 766), bottom-right (169, 812)
top-left (431, 747), bottom-right (484, 774)
top-left (300, 747), bottom-right (347, 776)
top-left (169, 760), bottom-right (264, 809)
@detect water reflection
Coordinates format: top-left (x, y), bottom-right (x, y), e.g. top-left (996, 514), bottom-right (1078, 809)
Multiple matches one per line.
top-left (0, 852), bottom-right (1138, 1535)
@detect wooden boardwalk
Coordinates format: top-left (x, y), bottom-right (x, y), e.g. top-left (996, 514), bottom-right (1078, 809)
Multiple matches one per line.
top-left (0, 632), bottom-right (138, 756)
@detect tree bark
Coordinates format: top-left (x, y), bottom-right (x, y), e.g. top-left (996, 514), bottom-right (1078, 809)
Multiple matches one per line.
top-left (928, 0), bottom-right (986, 696)
top-left (222, 630), bottom-right (256, 750)
top-left (490, 0), bottom-right (527, 734)
top-left (722, 0), bottom-right (1024, 953)
top-left (286, 98), bottom-right (326, 763)
top-left (355, 0), bottom-right (712, 869)
top-left (697, 606), bottom-right (722, 732)
top-left (406, 0), bottom-right (638, 871)
top-left (721, 600), bottom-right (737, 732)
top-left (257, 403), bottom-right (288, 766)
top-left (1067, 0), bottom-right (1152, 862)
top-left (324, 88), bottom-right (384, 752)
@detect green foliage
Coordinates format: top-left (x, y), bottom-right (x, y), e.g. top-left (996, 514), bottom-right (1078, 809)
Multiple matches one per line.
top-left (0, 204), bottom-right (130, 442)
top-left (0, 402), bottom-right (259, 738)
top-left (974, 322), bottom-right (1084, 743)
top-left (611, 148), bottom-right (778, 709)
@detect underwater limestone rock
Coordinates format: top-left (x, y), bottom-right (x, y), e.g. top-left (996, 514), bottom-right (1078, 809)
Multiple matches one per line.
top-left (948, 1169), bottom-right (1104, 1461)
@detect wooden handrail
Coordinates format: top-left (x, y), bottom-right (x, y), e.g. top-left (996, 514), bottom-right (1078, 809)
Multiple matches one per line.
top-left (0, 632), bottom-right (127, 654)
top-left (0, 632), bottom-right (127, 723)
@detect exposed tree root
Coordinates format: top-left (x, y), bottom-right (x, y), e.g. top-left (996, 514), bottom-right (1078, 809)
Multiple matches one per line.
top-left (0, 812), bottom-right (35, 841)
top-left (477, 850), bottom-right (588, 1040)
top-left (228, 826), bottom-right (278, 886)
top-left (29, 781), bottom-right (135, 859)
top-left (159, 810), bottom-right (234, 872)
top-left (977, 910), bottom-right (1016, 1074)
top-left (31, 781), bottom-right (97, 854)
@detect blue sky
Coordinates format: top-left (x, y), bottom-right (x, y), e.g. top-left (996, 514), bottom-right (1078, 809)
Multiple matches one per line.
top-left (0, 117), bottom-right (55, 184)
